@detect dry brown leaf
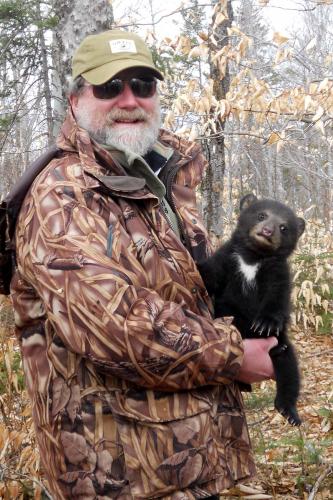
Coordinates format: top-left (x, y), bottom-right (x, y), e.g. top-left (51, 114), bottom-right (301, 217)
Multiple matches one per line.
top-left (7, 481), bottom-right (20, 497)
top-left (188, 125), bottom-right (198, 142)
top-left (267, 132), bottom-right (280, 145)
top-left (312, 105), bottom-right (324, 122)
top-left (213, 12), bottom-right (227, 29)
top-left (315, 119), bottom-right (325, 135)
top-left (318, 77), bottom-right (330, 92)
top-left (198, 32), bottom-right (208, 41)
top-left (188, 46), bottom-right (202, 59)
top-left (304, 95), bottom-right (313, 111)
top-left (305, 37), bottom-right (316, 51)
top-left (273, 32), bottom-right (289, 46)
top-left (322, 299), bottom-right (329, 314)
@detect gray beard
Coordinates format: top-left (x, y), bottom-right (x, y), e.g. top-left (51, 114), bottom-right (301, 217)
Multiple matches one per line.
top-left (76, 106), bottom-right (161, 156)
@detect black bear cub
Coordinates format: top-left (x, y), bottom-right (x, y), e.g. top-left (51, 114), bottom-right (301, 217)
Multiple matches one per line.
top-left (198, 194), bottom-right (305, 426)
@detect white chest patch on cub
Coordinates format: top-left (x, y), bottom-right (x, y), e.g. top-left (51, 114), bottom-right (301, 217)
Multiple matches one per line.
top-left (235, 254), bottom-right (259, 286)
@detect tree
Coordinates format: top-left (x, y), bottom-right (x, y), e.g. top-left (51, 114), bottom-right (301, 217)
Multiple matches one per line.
top-left (218, 1), bottom-right (333, 225)
top-left (228, 0), bottom-right (279, 201)
top-left (201, 0), bottom-right (234, 237)
top-left (0, 0), bottom-right (57, 197)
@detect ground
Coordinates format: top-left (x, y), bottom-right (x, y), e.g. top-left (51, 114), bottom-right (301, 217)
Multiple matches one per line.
top-left (237, 327), bottom-right (333, 499)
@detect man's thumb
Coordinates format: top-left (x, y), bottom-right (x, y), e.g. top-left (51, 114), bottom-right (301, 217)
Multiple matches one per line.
top-left (266, 336), bottom-right (279, 350)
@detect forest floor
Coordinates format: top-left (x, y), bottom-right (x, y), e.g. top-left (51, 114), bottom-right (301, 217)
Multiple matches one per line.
top-left (0, 296), bottom-right (332, 499)
top-left (237, 326), bottom-right (333, 500)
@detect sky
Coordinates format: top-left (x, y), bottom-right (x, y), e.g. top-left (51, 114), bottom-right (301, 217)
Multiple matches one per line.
top-left (113, 0), bottom-right (307, 40)
top-left (259, 0), bottom-right (306, 33)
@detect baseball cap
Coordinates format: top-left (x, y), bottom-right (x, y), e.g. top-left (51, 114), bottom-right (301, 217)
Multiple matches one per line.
top-left (72, 30), bottom-right (164, 84)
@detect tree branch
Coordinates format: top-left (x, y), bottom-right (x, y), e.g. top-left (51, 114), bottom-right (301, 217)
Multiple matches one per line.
top-left (308, 464), bottom-right (333, 500)
top-left (0, 465), bottom-right (53, 499)
top-left (115, 4), bottom-right (213, 29)
top-left (262, 2), bottom-right (317, 12)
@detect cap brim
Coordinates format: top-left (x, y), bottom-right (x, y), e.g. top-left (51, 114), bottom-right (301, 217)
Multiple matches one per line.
top-left (81, 59), bottom-right (164, 84)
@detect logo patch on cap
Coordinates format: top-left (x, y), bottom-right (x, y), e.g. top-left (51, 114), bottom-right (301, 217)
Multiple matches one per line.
top-left (109, 39), bottom-right (137, 54)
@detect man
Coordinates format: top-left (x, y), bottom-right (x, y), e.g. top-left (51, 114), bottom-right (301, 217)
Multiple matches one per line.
top-left (11, 30), bottom-right (277, 499)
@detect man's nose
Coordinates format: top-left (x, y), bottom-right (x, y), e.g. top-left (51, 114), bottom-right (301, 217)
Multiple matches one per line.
top-left (115, 83), bottom-right (138, 109)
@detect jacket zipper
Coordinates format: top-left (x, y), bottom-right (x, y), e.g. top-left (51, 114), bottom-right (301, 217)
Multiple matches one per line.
top-left (159, 198), bottom-right (179, 237)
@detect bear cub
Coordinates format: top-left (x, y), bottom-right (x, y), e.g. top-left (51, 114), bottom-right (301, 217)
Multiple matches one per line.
top-left (198, 194), bottom-right (305, 426)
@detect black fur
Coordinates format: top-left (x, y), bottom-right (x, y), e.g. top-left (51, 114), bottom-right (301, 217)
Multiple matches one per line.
top-left (198, 194), bottom-right (305, 426)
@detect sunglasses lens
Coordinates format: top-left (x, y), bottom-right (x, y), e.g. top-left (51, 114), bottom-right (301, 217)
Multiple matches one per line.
top-left (92, 80), bottom-right (124, 99)
top-left (91, 78), bottom-right (156, 100)
top-left (130, 78), bottom-right (156, 98)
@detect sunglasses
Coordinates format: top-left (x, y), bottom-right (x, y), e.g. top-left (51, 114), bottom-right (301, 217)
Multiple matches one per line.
top-left (88, 77), bottom-right (157, 100)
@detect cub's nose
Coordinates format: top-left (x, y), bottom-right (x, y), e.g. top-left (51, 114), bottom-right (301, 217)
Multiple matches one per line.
top-left (262, 225), bottom-right (274, 237)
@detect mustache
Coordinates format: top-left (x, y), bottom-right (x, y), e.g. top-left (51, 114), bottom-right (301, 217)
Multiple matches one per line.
top-left (105, 108), bottom-right (150, 125)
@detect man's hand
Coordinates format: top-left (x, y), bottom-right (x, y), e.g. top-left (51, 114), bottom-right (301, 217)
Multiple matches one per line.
top-left (237, 337), bottom-right (278, 384)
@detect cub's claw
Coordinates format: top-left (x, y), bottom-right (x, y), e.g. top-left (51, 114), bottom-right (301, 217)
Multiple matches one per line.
top-left (251, 321), bottom-right (259, 332)
top-left (275, 400), bottom-right (302, 426)
top-left (251, 319), bottom-right (281, 337)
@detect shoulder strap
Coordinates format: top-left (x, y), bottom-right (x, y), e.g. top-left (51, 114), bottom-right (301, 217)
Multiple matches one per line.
top-left (0, 201), bottom-right (11, 294)
top-left (0, 144), bottom-right (61, 295)
top-left (6, 144), bottom-right (61, 239)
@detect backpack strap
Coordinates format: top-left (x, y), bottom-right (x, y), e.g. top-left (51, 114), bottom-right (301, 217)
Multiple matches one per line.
top-left (0, 144), bottom-right (61, 295)
top-left (0, 201), bottom-right (12, 295)
top-left (6, 144), bottom-right (61, 239)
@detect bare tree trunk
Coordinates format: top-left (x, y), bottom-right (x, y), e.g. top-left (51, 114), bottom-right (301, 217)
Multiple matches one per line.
top-left (39, 25), bottom-right (54, 145)
top-left (148, 0), bottom-right (157, 37)
top-left (51, 0), bottom-right (114, 135)
top-left (202, 0), bottom-right (233, 237)
top-left (324, 149), bottom-right (332, 225)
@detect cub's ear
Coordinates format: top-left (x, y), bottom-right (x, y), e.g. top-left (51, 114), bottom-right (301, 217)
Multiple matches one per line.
top-left (296, 217), bottom-right (305, 238)
top-left (240, 193), bottom-right (258, 211)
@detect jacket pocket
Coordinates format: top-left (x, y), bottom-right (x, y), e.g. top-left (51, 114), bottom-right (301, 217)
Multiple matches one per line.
top-left (110, 388), bottom-right (226, 498)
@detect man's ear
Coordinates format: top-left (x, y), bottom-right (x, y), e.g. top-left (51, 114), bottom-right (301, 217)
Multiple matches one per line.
top-left (69, 93), bottom-right (79, 110)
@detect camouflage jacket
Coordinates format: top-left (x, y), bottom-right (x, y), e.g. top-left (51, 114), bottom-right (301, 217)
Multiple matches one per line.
top-left (11, 109), bottom-right (255, 499)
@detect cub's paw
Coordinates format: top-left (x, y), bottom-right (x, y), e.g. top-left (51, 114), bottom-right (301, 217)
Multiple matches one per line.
top-left (251, 314), bottom-right (285, 337)
top-left (269, 343), bottom-right (288, 358)
top-left (275, 399), bottom-right (302, 426)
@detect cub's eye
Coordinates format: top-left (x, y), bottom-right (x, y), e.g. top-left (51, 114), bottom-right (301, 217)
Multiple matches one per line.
top-left (258, 212), bottom-right (267, 221)
top-left (280, 224), bottom-right (288, 232)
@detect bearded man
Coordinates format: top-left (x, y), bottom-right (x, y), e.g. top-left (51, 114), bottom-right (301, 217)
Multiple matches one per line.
top-left (11, 30), bottom-right (277, 499)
